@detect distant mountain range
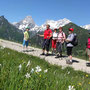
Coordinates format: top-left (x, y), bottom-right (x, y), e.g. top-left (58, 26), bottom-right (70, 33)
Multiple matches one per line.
top-left (12, 16), bottom-right (71, 31)
top-left (0, 15), bottom-right (89, 58)
top-left (12, 16), bottom-right (90, 31)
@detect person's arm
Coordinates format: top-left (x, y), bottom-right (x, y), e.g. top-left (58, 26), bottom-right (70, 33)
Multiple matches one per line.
top-left (63, 33), bottom-right (66, 40)
top-left (66, 34), bottom-right (74, 42)
top-left (24, 33), bottom-right (27, 39)
top-left (37, 34), bottom-right (44, 37)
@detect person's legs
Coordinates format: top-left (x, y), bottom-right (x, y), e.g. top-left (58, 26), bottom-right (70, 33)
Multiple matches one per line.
top-left (89, 55), bottom-right (90, 62)
top-left (58, 42), bottom-right (62, 57)
top-left (46, 39), bottom-right (50, 55)
top-left (56, 42), bottom-right (59, 54)
top-left (41, 39), bottom-right (46, 55)
top-left (52, 40), bottom-right (54, 54)
top-left (54, 40), bottom-right (56, 54)
top-left (67, 47), bottom-right (73, 62)
top-left (26, 40), bottom-right (29, 51)
top-left (23, 40), bottom-right (26, 51)
top-left (87, 49), bottom-right (90, 62)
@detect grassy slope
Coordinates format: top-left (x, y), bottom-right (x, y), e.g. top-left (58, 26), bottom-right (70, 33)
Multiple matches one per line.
top-left (0, 46), bottom-right (90, 90)
top-left (0, 16), bottom-right (23, 43)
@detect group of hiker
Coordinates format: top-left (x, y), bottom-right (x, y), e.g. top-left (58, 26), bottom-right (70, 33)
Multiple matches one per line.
top-left (23, 24), bottom-right (90, 65)
top-left (38, 24), bottom-right (76, 64)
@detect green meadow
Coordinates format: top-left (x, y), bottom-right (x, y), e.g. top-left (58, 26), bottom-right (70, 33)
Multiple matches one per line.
top-left (0, 46), bottom-right (90, 90)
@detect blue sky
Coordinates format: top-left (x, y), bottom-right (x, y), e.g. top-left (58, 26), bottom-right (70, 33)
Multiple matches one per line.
top-left (0, 0), bottom-right (90, 26)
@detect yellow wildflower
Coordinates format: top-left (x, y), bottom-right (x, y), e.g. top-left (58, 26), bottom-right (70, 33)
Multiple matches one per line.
top-left (86, 75), bottom-right (88, 77)
top-left (39, 75), bottom-right (41, 77)
top-left (78, 83), bottom-right (82, 86)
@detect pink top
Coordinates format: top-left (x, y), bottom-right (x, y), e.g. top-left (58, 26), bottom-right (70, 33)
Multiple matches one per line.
top-left (57, 32), bottom-right (66, 43)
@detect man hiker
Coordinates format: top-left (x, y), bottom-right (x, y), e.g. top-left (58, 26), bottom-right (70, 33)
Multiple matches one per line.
top-left (65, 28), bottom-right (74, 64)
top-left (38, 24), bottom-right (52, 56)
top-left (86, 30), bottom-right (90, 65)
top-left (55, 27), bottom-right (66, 58)
top-left (51, 28), bottom-right (58, 55)
top-left (23, 27), bottom-right (30, 52)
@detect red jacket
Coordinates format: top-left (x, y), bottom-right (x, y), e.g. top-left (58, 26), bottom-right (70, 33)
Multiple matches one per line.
top-left (44, 29), bottom-right (52, 39)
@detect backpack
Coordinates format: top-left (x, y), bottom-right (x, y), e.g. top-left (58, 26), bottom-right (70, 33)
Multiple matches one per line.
top-left (71, 34), bottom-right (78, 46)
top-left (87, 37), bottom-right (90, 49)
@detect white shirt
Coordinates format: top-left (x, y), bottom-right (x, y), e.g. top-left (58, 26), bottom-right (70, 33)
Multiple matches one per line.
top-left (52, 32), bottom-right (58, 39)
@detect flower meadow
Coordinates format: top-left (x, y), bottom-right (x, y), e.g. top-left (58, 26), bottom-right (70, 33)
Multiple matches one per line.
top-left (0, 46), bottom-right (90, 90)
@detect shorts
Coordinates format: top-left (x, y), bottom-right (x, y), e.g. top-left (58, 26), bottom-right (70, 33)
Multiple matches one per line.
top-left (87, 48), bottom-right (90, 55)
top-left (42, 39), bottom-right (50, 51)
top-left (67, 47), bottom-right (73, 56)
top-left (52, 40), bottom-right (56, 49)
top-left (23, 40), bottom-right (29, 47)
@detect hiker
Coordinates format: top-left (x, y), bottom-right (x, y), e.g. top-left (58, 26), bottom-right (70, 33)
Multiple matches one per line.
top-left (55, 27), bottom-right (66, 58)
top-left (86, 30), bottom-right (90, 63)
top-left (65, 28), bottom-right (75, 64)
top-left (23, 27), bottom-right (30, 52)
top-left (38, 24), bottom-right (52, 56)
top-left (51, 28), bottom-right (58, 55)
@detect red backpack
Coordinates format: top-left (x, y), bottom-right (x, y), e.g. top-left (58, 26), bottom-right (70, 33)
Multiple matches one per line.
top-left (87, 37), bottom-right (90, 49)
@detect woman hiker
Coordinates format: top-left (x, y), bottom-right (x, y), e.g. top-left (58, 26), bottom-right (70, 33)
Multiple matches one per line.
top-left (65, 28), bottom-right (74, 64)
top-left (86, 30), bottom-right (90, 65)
top-left (38, 24), bottom-right (52, 56)
top-left (55, 27), bottom-right (66, 58)
top-left (23, 27), bottom-right (30, 52)
top-left (51, 28), bottom-right (58, 55)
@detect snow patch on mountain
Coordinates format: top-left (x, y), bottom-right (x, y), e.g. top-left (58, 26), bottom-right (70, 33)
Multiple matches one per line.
top-left (81, 24), bottom-right (90, 30)
top-left (13, 16), bottom-right (71, 32)
top-left (13, 16), bottom-right (35, 30)
top-left (31, 18), bottom-right (71, 32)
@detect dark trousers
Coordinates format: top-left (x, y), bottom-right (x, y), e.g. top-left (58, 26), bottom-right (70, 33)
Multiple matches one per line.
top-left (56, 42), bottom-right (63, 54)
top-left (67, 47), bottom-right (73, 56)
top-left (42, 39), bottom-right (50, 52)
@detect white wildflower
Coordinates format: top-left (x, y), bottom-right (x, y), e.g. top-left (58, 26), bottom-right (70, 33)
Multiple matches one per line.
top-left (1, 46), bottom-right (6, 49)
top-left (25, 73), bottom-right (30, 78)
top-left (0, 47), bottom-right (4, 49)
top-left (22, 61), bottom-right (26, 64)
top-left (44, 69), bottom-right (48, 73)
top-left (68, 85), bottom-right (75, 90)
top-left (3, 46), bottom-right (6, 48)
top-left (19, 64), bottom-right (22, 71)
top-left (26, 60), bottom-right (30, 67)
top-left (31, 68), bottom-right (34, 73)
top-left (68, 71), bottom-right (70, 74)
top-left (8, 52), bottom-right (10, 55)
top-left (61, 66), bottom-right (66, 70)
top-left (35, 65), bottom-right (42, 72)
top-left (0, 64), bottom-right (1, 66)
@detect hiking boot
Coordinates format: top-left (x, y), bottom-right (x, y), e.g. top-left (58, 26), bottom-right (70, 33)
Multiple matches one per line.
top-left (86, 62), bottom-right (90, 67)
top-left (40, 53), bottom-right (45, 55)
top-left (52, 51), bottom-right (54, 55)
top-left (66, 60), bottom-right (72, 65)
top-left (55, 54), bottom-right (60, 58)
top-left (45, 53), bottom-right (49, 56)
top-left (22, 50), bottom-right (26, 52)
top-left (60, 54), bottom-right (62, 57)
top-left (26, 50), bottom-right (29, 52)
